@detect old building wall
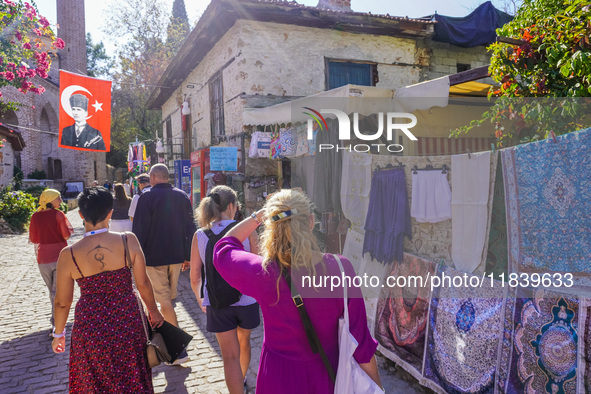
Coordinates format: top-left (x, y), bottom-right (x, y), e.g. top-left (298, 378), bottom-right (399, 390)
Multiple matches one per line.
top-left (162, 19), bottom-right (424, 151)
top-left (423, 40), bottom-right (491, 80)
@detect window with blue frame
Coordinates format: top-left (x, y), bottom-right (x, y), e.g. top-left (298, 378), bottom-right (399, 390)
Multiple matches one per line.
top-left (326, 60), bottom-right (377, 90)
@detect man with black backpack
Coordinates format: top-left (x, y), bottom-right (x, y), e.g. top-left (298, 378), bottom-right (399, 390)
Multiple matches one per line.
top-left (190, 186), bottom-right (260, 393)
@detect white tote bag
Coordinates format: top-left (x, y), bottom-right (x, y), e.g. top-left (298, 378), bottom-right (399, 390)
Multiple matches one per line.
top-left (333, 255), bottom-right (383, 394)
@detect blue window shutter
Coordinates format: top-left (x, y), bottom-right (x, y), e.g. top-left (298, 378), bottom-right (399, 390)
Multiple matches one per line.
top-left (328, 62), bottom-right (372, 89)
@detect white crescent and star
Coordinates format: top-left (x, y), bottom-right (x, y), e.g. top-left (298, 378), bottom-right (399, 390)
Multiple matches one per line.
top-left (60, 85), bottom-right (104, 119)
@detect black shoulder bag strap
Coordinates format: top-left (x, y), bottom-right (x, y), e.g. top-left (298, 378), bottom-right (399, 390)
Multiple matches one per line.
top-left (281, 269), bottom-right (336, 383)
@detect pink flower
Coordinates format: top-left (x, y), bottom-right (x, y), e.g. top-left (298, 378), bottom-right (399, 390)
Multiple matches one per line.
top-left (36, 68), bottom-right (48, 78)
top-left (15, 31), bottom-right (22, 41)
top-left (53, 38), bottom-right (65, 49)
top-left (4, 71), bottom-right (15, 81)
top-left (38, 17), bottom-right (50, 28)
top-left (20, 80), bottom-right (33, 92)
top-left (35, 86), bottom-right (45, 94)
top-left (26, 69), bottom-right (36, 78)
top-left (33, 28), bottom-right (42, 36)
top-left (7, 62), bottom-right (16, 70)
top-left (23, 42), bottom-right (32, 50)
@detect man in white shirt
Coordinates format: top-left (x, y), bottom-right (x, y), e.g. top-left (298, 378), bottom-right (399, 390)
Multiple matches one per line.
top-left (128, 174), bottom-right (151, 221)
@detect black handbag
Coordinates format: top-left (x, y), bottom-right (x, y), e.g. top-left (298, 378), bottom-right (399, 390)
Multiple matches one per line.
top-left (122, 234), bottom-right (193, 366)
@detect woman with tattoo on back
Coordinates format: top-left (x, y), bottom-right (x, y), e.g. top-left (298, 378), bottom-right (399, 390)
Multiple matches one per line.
top-left (52, 187), bottom-right (164, 393)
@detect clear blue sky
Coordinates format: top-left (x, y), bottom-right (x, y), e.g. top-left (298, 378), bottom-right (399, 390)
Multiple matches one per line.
top-left (34, 0), bottom-right (513, 55)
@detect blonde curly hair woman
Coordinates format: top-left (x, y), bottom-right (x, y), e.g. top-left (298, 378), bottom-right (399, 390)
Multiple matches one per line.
top-left (213, 189), bottom-right (382, 393)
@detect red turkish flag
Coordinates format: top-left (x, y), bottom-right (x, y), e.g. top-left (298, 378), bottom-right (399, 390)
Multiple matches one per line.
top-left (58, 70), bottom-right (111, 152)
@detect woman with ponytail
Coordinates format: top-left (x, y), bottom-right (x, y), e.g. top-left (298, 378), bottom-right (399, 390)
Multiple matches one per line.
top-left (190, 185), bottom-right (260, 393)
top-left (213, 189), bottom-right (382, 393)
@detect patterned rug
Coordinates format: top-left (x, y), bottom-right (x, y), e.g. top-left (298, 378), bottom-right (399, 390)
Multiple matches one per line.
top-left (423, 267), bottom-right (504, 394)
top-left (375, 253), bottom-right (436, 374)
top-left (496, 288), bottom-right (581, 394)
top-left (584, 302), bottom-right (591, 393)
top-left (501, 128), bottom-right (591, 274)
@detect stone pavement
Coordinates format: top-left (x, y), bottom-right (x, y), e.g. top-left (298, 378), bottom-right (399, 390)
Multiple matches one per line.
top-left (0, 208), bottom-right (427, 393)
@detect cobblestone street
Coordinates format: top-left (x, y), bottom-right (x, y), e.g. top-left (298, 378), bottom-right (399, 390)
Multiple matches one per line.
top-left (0, 208), bottom-right (424, 393)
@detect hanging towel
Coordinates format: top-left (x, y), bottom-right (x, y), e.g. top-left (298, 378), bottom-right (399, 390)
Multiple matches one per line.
top-left (410, 171), bottom-right (452, 223)
top-left (248, 131), bottom-right (272, 158)
top-left (451, 151), bottom-right (491, 273)
top-left (363, 168), bottom-right (411, 265)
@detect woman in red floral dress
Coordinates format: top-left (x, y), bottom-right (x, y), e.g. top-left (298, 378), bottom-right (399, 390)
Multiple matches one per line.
top-left (52, 187), bottom-right (164, 393)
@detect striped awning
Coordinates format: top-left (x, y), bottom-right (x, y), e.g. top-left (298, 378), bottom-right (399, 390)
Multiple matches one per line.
top-left (417, 137), bottom-right (491, 156)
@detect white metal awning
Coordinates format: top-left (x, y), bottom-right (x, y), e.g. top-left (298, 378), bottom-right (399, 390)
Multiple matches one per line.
top-left (242, 77), bottom-right (450, 126)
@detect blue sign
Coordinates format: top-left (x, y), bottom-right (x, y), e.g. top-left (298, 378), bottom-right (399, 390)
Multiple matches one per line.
top-left (210, 147), bottom-right (238, 171)
top-left (174, 159), bottom-right (191, 195)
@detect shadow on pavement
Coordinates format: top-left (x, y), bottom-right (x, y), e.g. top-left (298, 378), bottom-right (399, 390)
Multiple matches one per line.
top-left (0, 323), bottom-right (74, 393)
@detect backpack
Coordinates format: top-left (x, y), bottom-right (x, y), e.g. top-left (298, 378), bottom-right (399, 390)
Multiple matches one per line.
top-left (204, 221), bottom-right (242, 309)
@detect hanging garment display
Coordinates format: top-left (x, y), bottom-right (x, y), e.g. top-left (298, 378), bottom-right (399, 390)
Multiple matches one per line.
top-left (484, 157), bottom-right (508, 279)
top-left (269, 130), bottom-right (281, 159)
top-left (410, 170), bottom-right (451, 223)
top-left (248, 131), bottom-right (272, 158)
top-left (363, 168), bottom-right (411, 265)
top-left (423, 266), bottom-right (504, 394)
top-left (277, 127), bottom-right (297, 158)
top-left (502, 128), bottom-right (591, 275)
top-left (375, 253), bottom-right (436, 377)
top-left (291, 156), bottom-right (315, 197)
top-left (291, 123), bottom-right (309, 157)
top-left (313, 118), bottom-right (342, 214)
top-left (340, 151), bottom-right (372, 234)
top-left (496, 288), bottom-right (581, 394)
top-left (342, 228), bottom-right (365, 269)
top-left (451, 151), bottom-right (491, 273)
top-left (308, 123), bottom-right (319, 156)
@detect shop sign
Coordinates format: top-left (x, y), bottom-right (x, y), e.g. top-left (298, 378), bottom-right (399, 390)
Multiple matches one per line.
top-left (210, 147), bottom-right (238, 171)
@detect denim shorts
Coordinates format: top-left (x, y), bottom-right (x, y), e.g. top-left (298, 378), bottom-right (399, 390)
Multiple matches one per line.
top-left (206, 303), bottom-right (261, 333)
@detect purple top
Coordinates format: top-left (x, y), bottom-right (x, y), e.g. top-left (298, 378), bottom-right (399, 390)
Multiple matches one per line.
top-left (214, 236), bottom-right (378, 393)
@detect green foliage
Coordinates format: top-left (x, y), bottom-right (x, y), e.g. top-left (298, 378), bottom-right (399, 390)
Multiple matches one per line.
top-left (12, 165), bottom-right (23, 190)
top-left (0, 185), bottom-right (37, 232)
top-left (167, 0), bottom-right (190, 55)
top-left (0, 0), bottom-right (64, 112)
top-left (103, 0), bottom-right (193, 168)
top-left (27, 169), bottom-right (46, 179)
top-left (454, 0), bottom-right (591, 146)
top-left (86, 33), bottom-right (113, 78)
top-left (23, 185), bottom-right (46, 200)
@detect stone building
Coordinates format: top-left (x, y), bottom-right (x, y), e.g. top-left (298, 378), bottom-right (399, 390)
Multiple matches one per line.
top-left (147, 0), bottom-right (501, 211)
top-left (149, 0), bottom-right (492, 160)
top-left (0, 0), bottom-right (107, 189)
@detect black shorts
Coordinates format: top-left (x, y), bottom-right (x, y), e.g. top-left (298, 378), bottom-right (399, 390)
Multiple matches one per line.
top-left (206, 303), bottom-right (261, 333)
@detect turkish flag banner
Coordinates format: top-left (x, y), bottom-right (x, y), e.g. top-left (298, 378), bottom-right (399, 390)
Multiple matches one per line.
top-left (58, 70), bottom-right (111, 152)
